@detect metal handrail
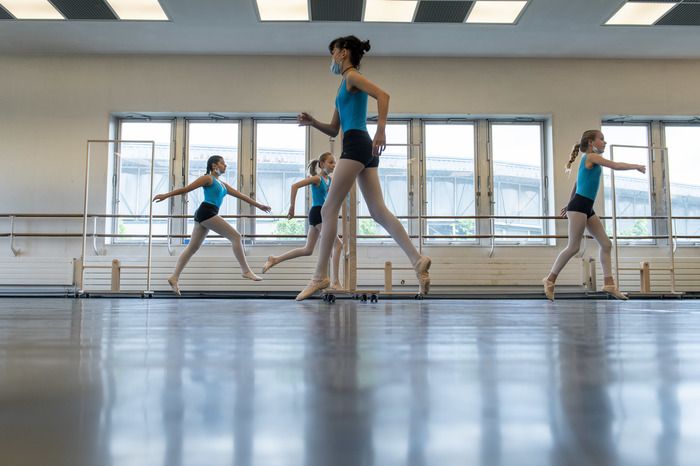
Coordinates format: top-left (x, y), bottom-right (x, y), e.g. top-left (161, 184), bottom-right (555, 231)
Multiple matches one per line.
top-left (5, 213), bottom-right (698, 220)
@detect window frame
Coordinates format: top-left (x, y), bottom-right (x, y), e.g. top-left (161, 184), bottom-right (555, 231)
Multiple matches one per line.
top-left (252, 117), bottom-right (310, 244)
top-left (111, 117), bottom-right (176, 244)
top-left (487, 119), bottom-right (549, 245)
top-left (660, 121), bottom-right (700, 246)
top-left (600, 121), bottom-right (656, 246)
top-left (183, 117), bottom-right (243, 244)
top-left (420, 119), bottom-right (479, 245)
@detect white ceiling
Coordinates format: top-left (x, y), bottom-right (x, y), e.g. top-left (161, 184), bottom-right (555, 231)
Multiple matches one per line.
top-left (0, 0), bottom-right (699, 58)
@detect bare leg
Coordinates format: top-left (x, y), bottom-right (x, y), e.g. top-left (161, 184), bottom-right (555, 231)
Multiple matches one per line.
top-left (201, 216), bottom-right (261, 281)
top-left (297, 158), bottom-right (365, 300)
top-left (263, 226), bottom-right (320, 273)
top-left (543, 211), bottom-right (587, 300)
top-left (357, 167), bottom-right (431, 294)
top-left (169, 222), bottom-right (209, 295)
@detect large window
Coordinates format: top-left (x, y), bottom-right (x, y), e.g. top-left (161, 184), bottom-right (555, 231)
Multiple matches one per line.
top-left (186, 121), bottom-right (239, 237)
top-left (424, 123), bottom-right (476, 242)
top-left (114, 121), bottom-right (172, 241)
top-left (358, 123), bottom-right (410, 241)
top-left (255, 122), bottom-right (307, 241)
top-left (664, 125), bottom-right (700, 242)
top-left (601, 124), bottom-right (652, 242)
top-left (490, 123), bottom-right (546, 243)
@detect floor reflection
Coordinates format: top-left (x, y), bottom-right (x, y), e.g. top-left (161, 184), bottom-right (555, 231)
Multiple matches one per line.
top-left (0, 298), bottom-right (698, 466)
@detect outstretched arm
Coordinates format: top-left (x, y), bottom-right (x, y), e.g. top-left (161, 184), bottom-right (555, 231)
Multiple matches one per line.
top-left (587, 153), bottom-right (646, 173)
top-left (222, 182), bottom-right (272, 213)
top-left (152, 175), bottom-right (211, 202)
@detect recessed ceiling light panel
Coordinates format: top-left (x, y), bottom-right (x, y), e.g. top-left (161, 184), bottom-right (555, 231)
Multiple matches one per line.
top-left (606, 2), bottom-right (677, 26)
top-left (465, 1), bottom-right (527, 24)
top-left (106, 0), bottom-right (169, 21)
top-left (0, 0), bottom-right (64, 20)
top-left (256, 0), bottom-right (309, 21)
top-left (364, 0), bottom-right (418, 23)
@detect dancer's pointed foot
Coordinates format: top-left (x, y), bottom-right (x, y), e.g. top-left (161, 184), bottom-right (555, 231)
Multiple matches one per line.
top-left (242, 271), bottom-right (263, 282)
top-left (330, 281), bottom-right (343, 291)
top-left (542, 277), bottom-right (555, 301)
top-left (167, 276), bottom-right (181, 296)
top-left (602, 285), bottom-right (628, 300)
top-left (262, 256), bottom-right (276, 274)
top-left (296, 278), bottom-right (330, 301)
top-left (413, 255), bottom-right (432, 295)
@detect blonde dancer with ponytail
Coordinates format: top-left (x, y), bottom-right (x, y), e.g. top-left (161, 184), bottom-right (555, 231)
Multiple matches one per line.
top-left (261, 153), bottom-right (343, 290)
top-left (543, 130), bottom-right (646, 301)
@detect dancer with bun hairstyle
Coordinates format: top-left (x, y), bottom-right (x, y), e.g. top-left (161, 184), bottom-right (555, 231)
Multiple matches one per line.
top-left (295, 36), bottom-right (431, 300)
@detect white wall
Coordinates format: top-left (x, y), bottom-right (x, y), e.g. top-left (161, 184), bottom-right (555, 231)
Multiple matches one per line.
top-left (1, 55), bottom-right (698, 291)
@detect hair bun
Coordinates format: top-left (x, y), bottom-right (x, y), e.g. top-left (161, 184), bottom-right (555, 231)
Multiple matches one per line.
top-left (362, 40), bottom-right (371, 53)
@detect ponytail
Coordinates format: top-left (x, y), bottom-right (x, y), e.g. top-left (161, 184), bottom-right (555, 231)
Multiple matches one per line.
top-left (565, 144), bottom-right (581, 176)
top-left (308, 159), bottom-right (320, 177)
top-left (566, 130), bottom-right (601, 175)
top-left (308, 152), bottom-right (333, 177)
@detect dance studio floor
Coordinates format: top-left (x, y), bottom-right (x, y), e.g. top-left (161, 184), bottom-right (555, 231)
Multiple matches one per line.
top-left (1, 297), bottom-right (699, 466)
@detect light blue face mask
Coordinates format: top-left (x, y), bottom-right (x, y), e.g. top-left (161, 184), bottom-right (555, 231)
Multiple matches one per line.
top-left (330, 58), bottom-right (341, 75)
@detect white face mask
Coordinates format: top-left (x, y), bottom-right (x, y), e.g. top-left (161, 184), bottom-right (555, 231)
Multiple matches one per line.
top-left (330, 58), bottom-right (341, 75)
top-left (213, 168), bottom-right (221, 176)
top-left (592, 145), bottom-right (605, 154)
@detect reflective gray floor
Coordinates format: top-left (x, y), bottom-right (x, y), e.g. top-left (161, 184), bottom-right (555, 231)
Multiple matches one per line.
top-left (1, 298), bottom-right (700, 466)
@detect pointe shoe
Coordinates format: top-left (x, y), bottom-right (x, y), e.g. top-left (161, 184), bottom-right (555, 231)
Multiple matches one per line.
top-left (413, 255), bottom-right (431, 295)
top-left (296, 278), bottom-right (331, 301)
top-left (242, 271), bottom-right (263, 282)
top-left (602, 285), bottom-right (628, 301)
top-left (542, 278), bottom-right (555, 301)
top-left (262, 256), bottom-right (276, 274)
top-left (330, 281), bottom-right (343, 291)
top-left (168, 277), bottom-right (181, 296)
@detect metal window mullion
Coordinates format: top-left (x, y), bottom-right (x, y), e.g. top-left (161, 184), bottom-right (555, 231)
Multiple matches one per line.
top-left (651, 120), bottom-right (666, 242)
top-left (112, 121), bottom-right (123, 243)
top-left (246, 118), bottom-right (256, 242)
top-left (173, 117), bottom-right (186, 246)
top-left (538, 121), bottom-right (548, 241)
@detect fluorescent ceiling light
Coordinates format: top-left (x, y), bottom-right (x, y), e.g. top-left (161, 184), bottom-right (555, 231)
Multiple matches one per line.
top-left (256, 0), bottom-right (309, 21)
top-left (364, 0), bottom-right (418, 23)
top-left (605, 2), bottom-right (677, 26)
top-left (466, 1), bottom-right (527, 24)
top-left (105, 0), bottom-right (168, 21)
top-left (0, 0), bottom-right (63, 20)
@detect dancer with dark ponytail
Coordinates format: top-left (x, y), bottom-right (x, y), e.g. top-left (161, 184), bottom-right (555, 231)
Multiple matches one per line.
top-left (262, 152), bottom-right (343, 290)
top-left (153, 155), bottom-right (272, 295)
top-left (543, 130), bottom-right (646, 301)
top-left (295, 35), bottom-right (431, 300)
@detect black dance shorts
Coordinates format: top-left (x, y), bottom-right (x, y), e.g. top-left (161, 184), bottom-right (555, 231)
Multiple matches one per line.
top-left (341, 129), bottom-right (380, 168)
top-left (566, 194), bottom-right (595, 218)
top-left (194, 202), bottom-right (219, 223)
top-left (308, 206), bottom-right (323, 226)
